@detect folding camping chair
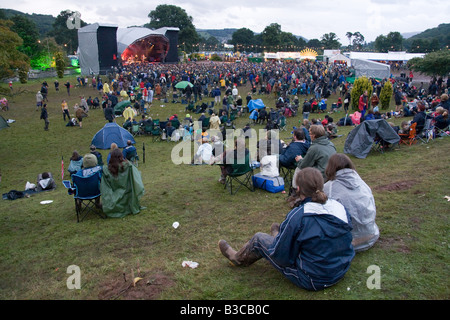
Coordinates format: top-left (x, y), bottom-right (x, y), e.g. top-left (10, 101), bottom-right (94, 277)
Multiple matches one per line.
top-left (224, 153), bottom-right (255, 195)
top-left (131, 124), bottom-right (141, 137)
top-left (71, 171), bottom-right (106, 222)
top-left (278, 116), bottom-right (287, 131)
top-left (417, 118), bottom-right (434, 144)
top-left (280, 165), bottom-right (295, 192)
top-left (399, 122), bottom-right (418, 146)
top-left (151, 119), bottom-right (162, 141)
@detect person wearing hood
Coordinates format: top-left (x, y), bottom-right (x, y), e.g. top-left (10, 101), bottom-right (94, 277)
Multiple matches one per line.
top-left (218, 167), bottom-right (355, 291)
top-left (324, 154), bottom-right (379, 252)
top-left (292, 124), bottom-right (336, 189)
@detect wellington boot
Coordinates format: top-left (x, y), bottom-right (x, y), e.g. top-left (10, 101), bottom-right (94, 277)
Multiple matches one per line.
top-left (218, 240), bottom-right (240, 266)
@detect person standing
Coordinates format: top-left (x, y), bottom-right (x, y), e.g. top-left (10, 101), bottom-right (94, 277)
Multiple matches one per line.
top-left (64, 81), bottom-right (71, 96)
top-left (61, 99), bottom-right (70, 121)
top-left (75, 105), bottom-right (88, 129)
top-left (358, 90), bottom-right (368, 120)
top-left (302, 99), bottom-right (311, 120)
top-left (54, 80), bottom-right (59, 92)
top-left (40, 103), bottom-right (49, 131)
top-left (36, 91), bottom-right (43, 111)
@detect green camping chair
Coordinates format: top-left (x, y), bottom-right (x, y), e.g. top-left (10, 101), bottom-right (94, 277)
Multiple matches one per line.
top-left (131, 124), bottom-right (141, 137)
top-left (224, 152), bottom-right (255, 195)
top-left (278, 116), bottom-right (287, 131)
top-left (151, 119), bottom-right (162, 142)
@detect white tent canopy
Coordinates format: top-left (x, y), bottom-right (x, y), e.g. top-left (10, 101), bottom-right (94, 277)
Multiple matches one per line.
top-left (351, 59), bottom-right (390, 79)
top-left (329, 53), bottom-right (351, 66)
top-left (348, 51), bottom-right (425, 62)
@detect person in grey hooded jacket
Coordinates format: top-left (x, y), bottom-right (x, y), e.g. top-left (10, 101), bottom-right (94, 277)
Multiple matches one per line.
top-left (323, 153), bottom-right (379, 252)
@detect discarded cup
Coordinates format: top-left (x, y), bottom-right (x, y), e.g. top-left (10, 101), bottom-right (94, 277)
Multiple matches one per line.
top-left (182, 261), bottom-right (199, 269)
top-left (172, 221), bottom-right (180, 229)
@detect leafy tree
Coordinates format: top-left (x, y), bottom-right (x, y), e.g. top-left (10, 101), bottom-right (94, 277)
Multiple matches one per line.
top-left (199, 34), bottom-right (220, 51)
top-left (379, 81), bottom-right (393, 110)
top-left (352, 32), bottom-right (365, 51)
top-left (261, 23), bottom-right (282, 50)
top-left (0, 19), bottom-right (30, 81)
top-left (54, 51), bottom-right (67, 78)
top-left (351, 77), bottom-right (372, 111)
top-left (307, 38), bottom-right (322, 48)
top-left (145, 5), bottom-right (199, 53)
top-left (321, 32), bottom-right (341, 49)
top-left (48, 10), bottom-right (87, 55)
top-left (346, 32), bottom-right (353, 48)
top-left (230, 28), bottom-right (255, 49)
top-left (375, 31), bottom-right (404, 52)
top-left (10, 15), bottom-right (41, 59)
top-left (407, 50), bottom-right (450, 77)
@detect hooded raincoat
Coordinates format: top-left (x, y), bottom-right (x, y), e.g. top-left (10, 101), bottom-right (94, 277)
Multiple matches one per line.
top-left (253, 198), bottom-right (355, 291)
top-left (100, 160), bottom-right (144, 218)
top-left (323, 168), bottom-right (379, 252)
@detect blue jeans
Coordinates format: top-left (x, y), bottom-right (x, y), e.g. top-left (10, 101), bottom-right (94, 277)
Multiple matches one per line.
top-left (246, 232), bottom-right (318, 291)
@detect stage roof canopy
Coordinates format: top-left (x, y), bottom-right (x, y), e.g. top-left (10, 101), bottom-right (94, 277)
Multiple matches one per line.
top-left (117, 27), bottom-right (179, 63)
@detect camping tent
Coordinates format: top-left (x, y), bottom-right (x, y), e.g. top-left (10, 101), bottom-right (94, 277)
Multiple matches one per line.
top-left (344, 119), bottom-right (400, 159)
top-left (114, 100), bottom-right (131, 115)
top-left (247, 99), bottom-right (266, 112)
top-left (0, 116), bottom-right (10, 130)
top-left (91, 123), bottom-right (135, 149)
top-left (351, 59), bottom-right (390, 79)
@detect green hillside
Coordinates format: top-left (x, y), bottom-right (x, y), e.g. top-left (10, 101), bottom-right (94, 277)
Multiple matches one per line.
top-left (0, 8), bottom-right (55, 37)
top-left (404, 23), bottom-right (450, 51)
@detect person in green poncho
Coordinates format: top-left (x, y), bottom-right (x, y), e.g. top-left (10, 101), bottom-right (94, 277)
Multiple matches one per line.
top-left (100, 149), bottom-right (145, 218)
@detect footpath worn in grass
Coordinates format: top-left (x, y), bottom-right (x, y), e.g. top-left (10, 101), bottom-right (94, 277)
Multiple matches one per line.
top-left (0, 75), bottom-right (449, 300)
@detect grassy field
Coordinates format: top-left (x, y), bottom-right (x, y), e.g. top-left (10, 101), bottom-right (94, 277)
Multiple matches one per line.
top-left (0, 73), bottom-right (449, 301)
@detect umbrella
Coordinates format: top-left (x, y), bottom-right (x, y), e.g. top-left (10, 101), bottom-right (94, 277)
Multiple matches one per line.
top-left (91, 123), bottom-right (135, 149)
top-left (247, 99), bottom-right (266, 112)
top-left (175, 81), bottom-right (193, 89)
top-left (114, 100), bottom-right (131, 115)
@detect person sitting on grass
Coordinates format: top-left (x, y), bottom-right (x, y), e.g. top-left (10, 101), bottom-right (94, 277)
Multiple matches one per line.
top-left (323, 153), bottom-right (379, 252)
top-left (218, 167), bottom-right (355, 291)
top-left (279, 128), bottom-right (309, 169)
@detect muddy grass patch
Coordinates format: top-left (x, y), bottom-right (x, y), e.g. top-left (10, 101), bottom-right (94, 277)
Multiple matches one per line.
top-left (98, 270), bottom-right (175, 300)
top-left (374, 180), bottom-right (418, 192)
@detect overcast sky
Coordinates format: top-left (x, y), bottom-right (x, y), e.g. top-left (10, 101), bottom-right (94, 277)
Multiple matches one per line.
top-left (3, 0), bottom-right (449, 43)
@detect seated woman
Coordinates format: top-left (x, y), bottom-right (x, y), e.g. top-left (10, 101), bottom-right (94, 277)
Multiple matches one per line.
top-left (68, 151), bottom-right (83, 176)
top-left (106, 143), bottom-right (118, 164)
top-left (434, 106), bottom-right (449, 132)
top-left (218, 167), bottom-right (355, 291)
top-left (100, 149), bottom-right (145, 218)
top-left (323, 153), bottom-right (379, 252)
top-left (36, 172), bottom-right (56, 191)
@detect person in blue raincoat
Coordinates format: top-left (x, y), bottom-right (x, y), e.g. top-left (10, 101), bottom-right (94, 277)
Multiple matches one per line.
top-left (218, 167), bottom-right (355, 291)
top-left (249, 108), bottom-right (259, 123)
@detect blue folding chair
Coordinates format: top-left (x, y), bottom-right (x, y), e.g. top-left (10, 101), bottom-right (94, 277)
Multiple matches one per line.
top-left (71, 171), bottom-right (105, 222)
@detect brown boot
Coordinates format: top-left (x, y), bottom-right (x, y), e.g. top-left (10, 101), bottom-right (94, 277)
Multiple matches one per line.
top-left (218, 240), bottom-right (240, 266)
top-left (219, 239), bottom-right (260, 267)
